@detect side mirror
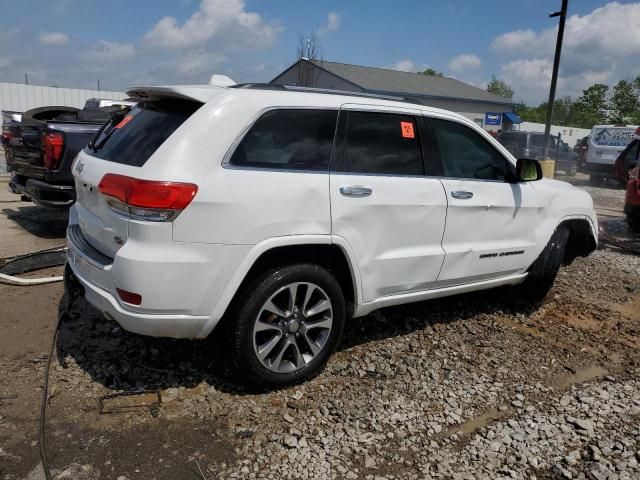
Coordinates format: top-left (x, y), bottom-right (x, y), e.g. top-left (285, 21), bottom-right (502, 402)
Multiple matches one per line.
top-left (516, 158), bottom-right (543, 182)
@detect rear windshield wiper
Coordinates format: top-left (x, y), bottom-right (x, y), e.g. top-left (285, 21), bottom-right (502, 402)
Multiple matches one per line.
top-left (88, 108), bottom-right (130, 152)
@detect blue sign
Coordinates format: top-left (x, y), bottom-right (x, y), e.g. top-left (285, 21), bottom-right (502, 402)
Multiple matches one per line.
top-left (484, 112), bottom-right (502, 126)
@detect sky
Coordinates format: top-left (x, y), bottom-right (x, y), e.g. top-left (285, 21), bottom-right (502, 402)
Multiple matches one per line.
top-left (0, 0), bottom-right (639, 105)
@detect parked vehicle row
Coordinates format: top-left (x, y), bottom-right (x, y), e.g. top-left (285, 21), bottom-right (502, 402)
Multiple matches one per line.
top-left (64, 83), bottom-right (598, 387)
top-left (496, 130), bottom-right (578, 176)
top-left (1, 99), bottom-right (135, 207)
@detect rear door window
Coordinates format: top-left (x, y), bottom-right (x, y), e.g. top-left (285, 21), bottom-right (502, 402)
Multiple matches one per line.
top-left (85, 99), bottom-right (202, 167)
top-left (229, 109), bottom-right (338, 171)
top-left (333, 110), bottom-right (424, 175)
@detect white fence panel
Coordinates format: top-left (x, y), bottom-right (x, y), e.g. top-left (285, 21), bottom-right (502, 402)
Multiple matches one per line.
top-left (518, 122), bottom-right (592, 148)
top-left (0, 82), bottom-right (125, 114)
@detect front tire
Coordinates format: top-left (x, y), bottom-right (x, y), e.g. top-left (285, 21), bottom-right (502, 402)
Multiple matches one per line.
top-left (229, 264), bottom-right (346, 388)
top-left (518, 226), bottom-right (569, 305)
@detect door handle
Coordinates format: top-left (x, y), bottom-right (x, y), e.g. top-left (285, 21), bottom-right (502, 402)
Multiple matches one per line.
top-left (450, 190), bottom-right (473, 200)
top-left (340, 186), bottom-right (373, 198)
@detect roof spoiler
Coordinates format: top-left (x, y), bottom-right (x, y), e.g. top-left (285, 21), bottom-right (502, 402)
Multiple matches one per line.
top-left (126, 85), bottom-right (227, 103)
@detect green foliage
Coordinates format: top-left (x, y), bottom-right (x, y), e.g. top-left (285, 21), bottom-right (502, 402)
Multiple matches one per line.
top-left (487, 76), bottom-right (514, 100)
top-left (572, 84), bottom-right (609, 128)
top-left (515, 78), bottom-right (640, 129)
top-left (610, 80), bottom-right (638, 123)
top-left (419, 68), bottom-right (443, 77)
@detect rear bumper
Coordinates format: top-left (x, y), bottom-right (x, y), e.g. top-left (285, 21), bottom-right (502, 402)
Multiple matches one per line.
top-left (9, 174), bottom-right (75, 207)
top-left (66, 223), bottom-right (213, 339)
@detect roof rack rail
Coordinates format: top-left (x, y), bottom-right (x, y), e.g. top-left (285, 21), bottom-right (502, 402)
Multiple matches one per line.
top-left (230, 83), bottom-right (423, 105)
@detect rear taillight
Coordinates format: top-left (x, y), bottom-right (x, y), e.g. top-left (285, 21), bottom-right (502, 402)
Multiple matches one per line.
top-left (42, 132), bottom-right (65, 170)
top-left (0, 132), bottom-right (11, 146)
top-left (98, 174), bottom-right (198, 222)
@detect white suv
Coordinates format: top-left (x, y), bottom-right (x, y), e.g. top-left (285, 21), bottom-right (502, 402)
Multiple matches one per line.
top-left (65, 83), bottom-right (598, 387)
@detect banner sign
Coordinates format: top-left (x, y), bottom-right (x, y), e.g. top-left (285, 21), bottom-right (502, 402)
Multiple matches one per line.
top-left (484, 112), bottom-right (502, 126)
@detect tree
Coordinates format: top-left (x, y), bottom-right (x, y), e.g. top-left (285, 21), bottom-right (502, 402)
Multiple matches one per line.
top-left (296, 31), bottom-right (322, 87)
top-left (573, 83), bottom-right (609, 128)
top-left (487, 76), bottom-right (514, 100)
top-left (610, 80), bottom-right (639, 123)
top-left (633, 75), bottom-right (640, 123)
top-left (419, 68), bottom-right (443, 77)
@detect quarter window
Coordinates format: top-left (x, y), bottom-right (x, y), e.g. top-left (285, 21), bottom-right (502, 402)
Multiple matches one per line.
top-left (429, 118), bottom-right (509, 181)
top-left (335, 111), bottom-right (424, 175)
top-left (229, 109), bottom-right (337, 171)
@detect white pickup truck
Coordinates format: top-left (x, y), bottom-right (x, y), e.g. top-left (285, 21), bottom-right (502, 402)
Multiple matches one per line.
top-left (65, 83), bottom-right (598, 387)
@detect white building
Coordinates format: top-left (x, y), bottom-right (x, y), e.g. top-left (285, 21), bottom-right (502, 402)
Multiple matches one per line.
top-left (0, 82), bottom-right (125, 115)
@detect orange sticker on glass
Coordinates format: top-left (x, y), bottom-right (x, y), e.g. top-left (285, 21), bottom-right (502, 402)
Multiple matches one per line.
top-left (115, 115), bottom-right (133, 129)
top-left (401, 121), bottom-right (415, 139)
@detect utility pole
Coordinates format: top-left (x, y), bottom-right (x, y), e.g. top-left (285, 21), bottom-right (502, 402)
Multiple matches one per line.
top-left (98, 79), bottom-right (101, 91)
top-left (543, 0), bottom-right (568, 160)
top-left (25, 73), bottom-right (28, 85)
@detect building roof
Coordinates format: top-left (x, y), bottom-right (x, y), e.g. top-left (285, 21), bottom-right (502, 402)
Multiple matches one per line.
top-left (273, 60), bottom-right (513, 106)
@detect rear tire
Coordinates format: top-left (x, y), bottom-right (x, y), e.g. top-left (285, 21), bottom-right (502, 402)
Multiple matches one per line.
top-left (517, 226), bottom-right (569, 305)
top-left (627, 215), bottom-right (640, 234)
top-left (228, 263), bottom-right (346, 388)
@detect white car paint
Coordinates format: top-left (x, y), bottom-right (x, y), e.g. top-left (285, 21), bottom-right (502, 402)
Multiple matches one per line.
top-left (66, 85), bottom-right (598, 339)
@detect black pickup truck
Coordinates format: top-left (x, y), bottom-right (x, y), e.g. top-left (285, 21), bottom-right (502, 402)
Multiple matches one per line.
top-left (1, 101), bottom-right (131, 207)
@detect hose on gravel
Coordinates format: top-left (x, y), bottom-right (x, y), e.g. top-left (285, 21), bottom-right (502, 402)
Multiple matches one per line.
top-left (0, 246), bottom-right (67, 285)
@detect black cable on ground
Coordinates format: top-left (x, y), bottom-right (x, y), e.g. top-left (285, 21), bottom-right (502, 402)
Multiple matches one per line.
top-left (39, 291), bottom-right (75, 480)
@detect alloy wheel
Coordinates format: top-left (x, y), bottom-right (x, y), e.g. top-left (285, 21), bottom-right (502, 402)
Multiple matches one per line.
top-left (252, 282), bottom-right (333, 373)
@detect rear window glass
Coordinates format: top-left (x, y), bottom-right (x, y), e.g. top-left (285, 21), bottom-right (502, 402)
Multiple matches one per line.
top-left (85, 99), bottom-right (201, 167)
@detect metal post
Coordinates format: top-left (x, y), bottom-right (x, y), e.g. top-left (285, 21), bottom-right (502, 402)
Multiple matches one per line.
top-left (25, 73), bottom-right (28, 85)
top-left (543, 0), bottom-right (568, 160)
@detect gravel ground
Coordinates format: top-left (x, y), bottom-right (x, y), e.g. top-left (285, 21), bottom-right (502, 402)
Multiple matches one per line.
top-left (0, 174), bottom-right (639, 480)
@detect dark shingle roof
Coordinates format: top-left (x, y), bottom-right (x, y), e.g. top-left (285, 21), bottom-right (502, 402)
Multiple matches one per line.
top-left (305, 60), bottom-right (513, 105)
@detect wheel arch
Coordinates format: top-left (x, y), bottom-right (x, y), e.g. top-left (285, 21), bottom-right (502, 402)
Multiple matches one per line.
top-left (557, 217), bottom-right (598, 265)
top-left (199, 236), bottom-right (361, 338)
